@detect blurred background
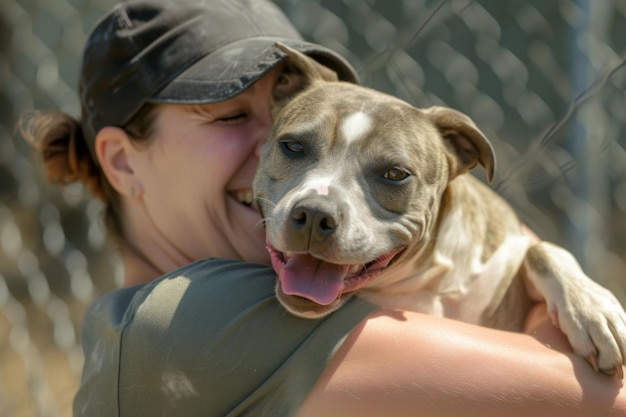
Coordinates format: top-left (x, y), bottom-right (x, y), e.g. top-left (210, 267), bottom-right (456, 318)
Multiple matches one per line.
top-left (1, 0), bottom-right (626, 415)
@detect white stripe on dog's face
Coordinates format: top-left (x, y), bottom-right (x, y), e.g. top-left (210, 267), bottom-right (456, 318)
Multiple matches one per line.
top-left (341, 112), bottom-right (372, 145)
top-left (301, 175), bottom-right (333, 196)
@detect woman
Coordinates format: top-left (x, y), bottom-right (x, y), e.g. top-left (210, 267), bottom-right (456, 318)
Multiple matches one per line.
top-left (21, 0), bottom-right (626, 416)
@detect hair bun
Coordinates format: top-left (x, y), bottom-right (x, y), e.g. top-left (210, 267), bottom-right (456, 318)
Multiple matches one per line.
top-left (19, 111), bottom-right (106, 201)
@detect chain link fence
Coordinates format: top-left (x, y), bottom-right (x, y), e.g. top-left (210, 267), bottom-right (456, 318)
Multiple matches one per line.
top-left (1, 0), bottom-right (626, 416)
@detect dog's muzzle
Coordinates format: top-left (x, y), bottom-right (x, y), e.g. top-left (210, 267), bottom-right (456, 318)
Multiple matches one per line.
top-left (267, 238), bottom-right (403, 316)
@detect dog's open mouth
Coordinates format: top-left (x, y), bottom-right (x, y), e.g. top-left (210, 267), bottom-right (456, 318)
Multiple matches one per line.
top-left (267, 241), bottom-right (402, 307)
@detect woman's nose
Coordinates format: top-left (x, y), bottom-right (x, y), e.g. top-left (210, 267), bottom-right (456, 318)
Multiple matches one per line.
top-left (254, 137), bottom-right (266, 159)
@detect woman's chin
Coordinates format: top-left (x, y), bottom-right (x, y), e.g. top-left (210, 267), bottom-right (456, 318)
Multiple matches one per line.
top-left (239, 227), bottom-right (272, 265)
top-left (250, 251), bottom-right (272, 266)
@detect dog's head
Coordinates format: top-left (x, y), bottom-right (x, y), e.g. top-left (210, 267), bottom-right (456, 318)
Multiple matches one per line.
top-left (255, 45), bottom-right (495, 318)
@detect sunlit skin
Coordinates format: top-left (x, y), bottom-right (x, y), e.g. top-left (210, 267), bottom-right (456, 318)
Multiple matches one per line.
top-left (297, 303), bottom-right (626, 417)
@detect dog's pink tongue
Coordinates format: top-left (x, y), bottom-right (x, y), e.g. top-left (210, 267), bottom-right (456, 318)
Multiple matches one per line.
top-left (281, 254), bottom-right (349, 305)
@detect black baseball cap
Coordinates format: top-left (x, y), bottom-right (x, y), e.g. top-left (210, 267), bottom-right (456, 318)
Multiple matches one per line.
top-left (79, 0), bottom-right (359, 158)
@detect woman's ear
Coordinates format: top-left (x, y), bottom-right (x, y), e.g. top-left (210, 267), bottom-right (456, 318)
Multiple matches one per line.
top-left (95, 126), bottom-right (142, 197)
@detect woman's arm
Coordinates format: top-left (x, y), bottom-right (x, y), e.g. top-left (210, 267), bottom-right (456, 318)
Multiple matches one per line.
top-left (297, 306), bottom-right (626, 417)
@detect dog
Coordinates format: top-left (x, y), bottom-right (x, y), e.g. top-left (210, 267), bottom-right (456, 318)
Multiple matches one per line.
top-left (253, 43), bottom-right (626, 377)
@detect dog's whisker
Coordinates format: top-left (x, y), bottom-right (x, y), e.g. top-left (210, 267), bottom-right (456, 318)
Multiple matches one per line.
top-left (253, 218), bottom-right (267, 230)
top-left (253, 196), bottom-right (277, 210)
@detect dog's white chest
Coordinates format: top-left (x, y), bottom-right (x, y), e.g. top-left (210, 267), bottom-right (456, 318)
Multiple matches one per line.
top-left (435, 233), bottom-right (530, 322)
top-left (362, 208), bottom-right (531, 324)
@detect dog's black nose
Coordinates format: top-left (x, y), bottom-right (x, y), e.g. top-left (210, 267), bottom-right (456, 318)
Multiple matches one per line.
top-left (290, 197), bottom-right (338, 239)
top-left (291, 207), bottom-right (336, 234)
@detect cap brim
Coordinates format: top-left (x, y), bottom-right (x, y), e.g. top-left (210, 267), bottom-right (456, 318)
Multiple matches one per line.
top-left (150, 37), bottom-right (358, 104)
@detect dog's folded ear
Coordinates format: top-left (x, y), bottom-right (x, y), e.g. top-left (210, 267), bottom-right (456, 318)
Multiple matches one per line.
top-left (274, 42), bottom-right (340, 84)
top-left (271, 43), bottom-right (340, 119)
top-left (423, 106), bottom-right (496, 182)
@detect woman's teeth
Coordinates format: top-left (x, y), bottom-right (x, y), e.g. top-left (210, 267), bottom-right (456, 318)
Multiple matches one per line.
top-left (233, 190), bottom-right (253, 206)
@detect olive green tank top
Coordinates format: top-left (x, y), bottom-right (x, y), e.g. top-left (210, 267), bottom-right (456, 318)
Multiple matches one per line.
top-left (73, 258), bottom-right (378, 416)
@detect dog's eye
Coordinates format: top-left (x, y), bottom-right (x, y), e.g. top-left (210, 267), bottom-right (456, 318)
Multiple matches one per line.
top-left (383, 168), bottom-right (410, 181)
top-left (280, 140), bottom-right (305, 154)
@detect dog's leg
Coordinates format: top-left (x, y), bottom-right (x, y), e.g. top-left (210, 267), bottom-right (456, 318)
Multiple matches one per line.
top-left (523, 241), bottom-right (626, 378)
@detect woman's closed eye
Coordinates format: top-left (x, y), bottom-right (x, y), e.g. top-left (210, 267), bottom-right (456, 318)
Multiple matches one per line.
top-left (188, 104), bottom-right (248, 124)
top-left (216, 112), bottom-right (248, 124)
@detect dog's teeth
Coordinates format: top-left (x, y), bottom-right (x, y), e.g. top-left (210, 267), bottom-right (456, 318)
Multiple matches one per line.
top-left (349, 265), bottom-right (362, 275)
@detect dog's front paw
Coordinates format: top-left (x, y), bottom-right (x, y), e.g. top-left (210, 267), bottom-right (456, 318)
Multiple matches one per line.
top-left (525, 242), bottom-right (626, 378)
top-left (547, 276), bottom-right (626, 379)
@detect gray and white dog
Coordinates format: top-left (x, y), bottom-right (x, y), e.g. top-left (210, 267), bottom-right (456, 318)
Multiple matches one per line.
top-left (253, 43), bottom-right (626, 377)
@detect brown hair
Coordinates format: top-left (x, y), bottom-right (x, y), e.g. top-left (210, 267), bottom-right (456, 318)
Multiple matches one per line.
top-left (19, 104), bottom-right (159, 244)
